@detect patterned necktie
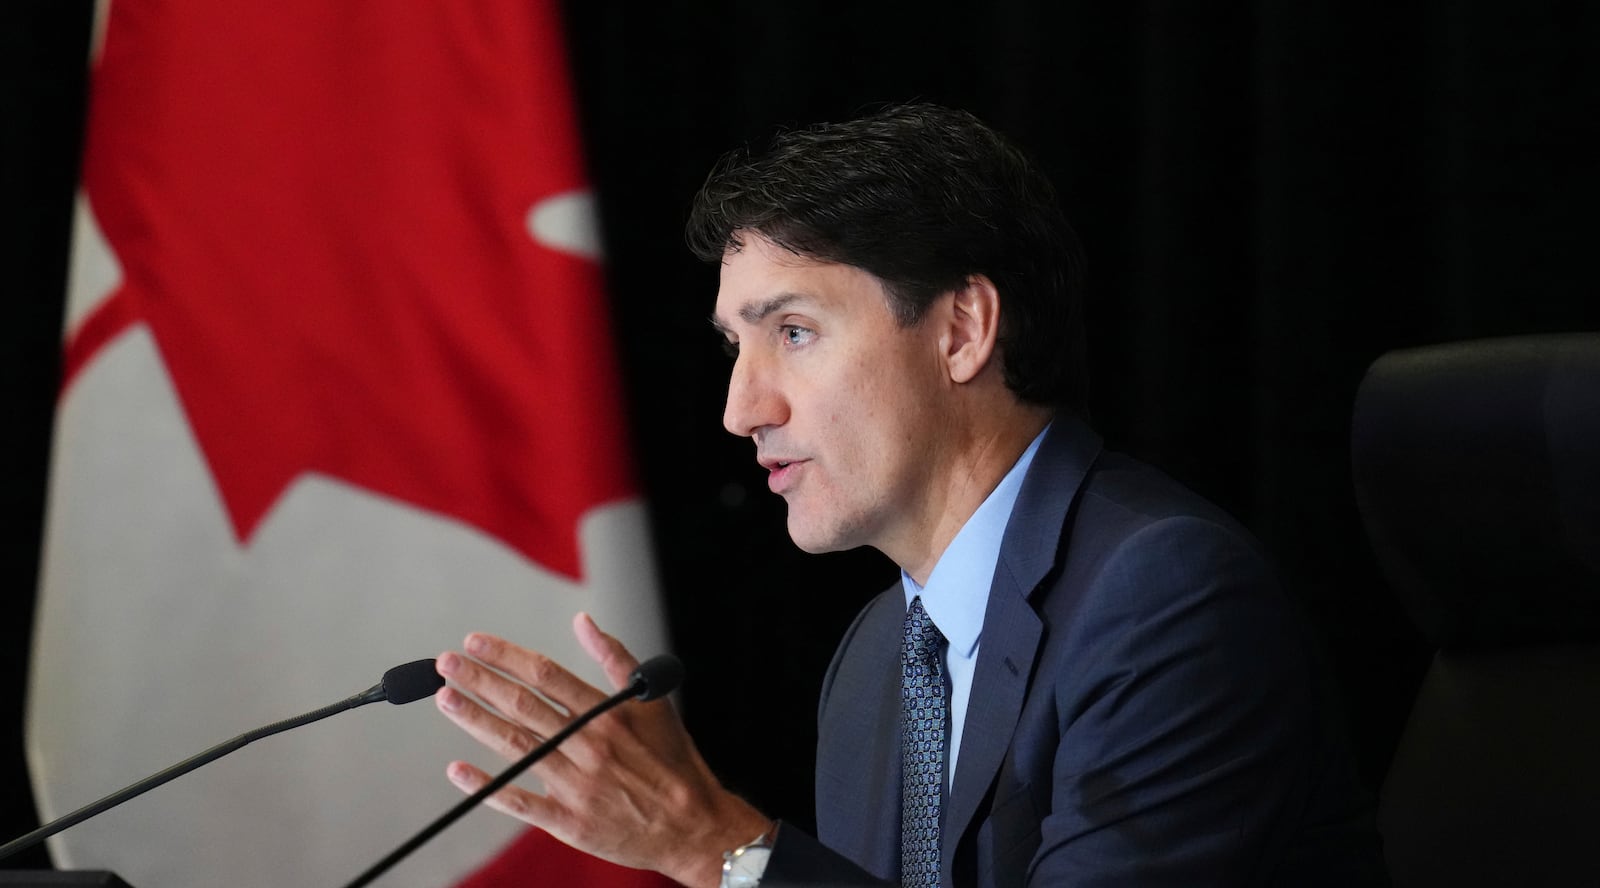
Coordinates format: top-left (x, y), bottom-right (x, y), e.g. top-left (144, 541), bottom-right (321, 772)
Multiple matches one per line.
top-left (901, 596), bottom-right (948, 888)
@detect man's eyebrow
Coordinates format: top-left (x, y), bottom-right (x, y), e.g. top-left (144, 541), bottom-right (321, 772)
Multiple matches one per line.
top-left (708, 292), bottom-right (807, 334)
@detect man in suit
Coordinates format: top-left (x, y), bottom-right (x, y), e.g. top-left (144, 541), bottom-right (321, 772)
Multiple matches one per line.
top-left (433, 103), bottom-right (1384, 886)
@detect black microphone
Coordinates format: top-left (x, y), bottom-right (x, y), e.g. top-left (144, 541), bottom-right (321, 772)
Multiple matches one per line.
top-left (341, 654), bottom-right (685, 888)
top-left (0, 659), bottom-right (445, 862)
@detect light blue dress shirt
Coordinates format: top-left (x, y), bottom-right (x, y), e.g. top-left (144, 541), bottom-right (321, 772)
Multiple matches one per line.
top-left (901, 426), bottom-right (1048, 789)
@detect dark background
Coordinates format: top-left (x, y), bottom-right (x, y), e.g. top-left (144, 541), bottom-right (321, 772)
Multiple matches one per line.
top-left (5, 0), bottom-right (1599, 873)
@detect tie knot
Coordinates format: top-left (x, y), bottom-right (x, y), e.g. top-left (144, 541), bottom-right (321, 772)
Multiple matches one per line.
top-left (903, 597), bottom-right (945, 662)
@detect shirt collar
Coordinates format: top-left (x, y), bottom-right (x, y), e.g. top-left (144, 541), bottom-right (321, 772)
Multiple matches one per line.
top-left (902, 425), bottom-right (1049, 659)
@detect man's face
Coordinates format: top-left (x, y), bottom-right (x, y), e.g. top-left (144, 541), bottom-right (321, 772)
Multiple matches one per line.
top-left (713, 233), bottom-right (951, 559)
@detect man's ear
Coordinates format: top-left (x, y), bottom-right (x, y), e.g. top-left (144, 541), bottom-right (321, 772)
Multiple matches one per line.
top-left (942, 274), bottom-right (1002, 385)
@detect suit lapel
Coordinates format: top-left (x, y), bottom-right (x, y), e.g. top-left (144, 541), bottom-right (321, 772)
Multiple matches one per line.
top-left (942, 571), bottom-right (1043, 875)
top-left (942, 417), bottom-right (1101, 875)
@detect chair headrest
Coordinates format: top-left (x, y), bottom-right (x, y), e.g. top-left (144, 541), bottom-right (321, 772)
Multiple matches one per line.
top-left (1351, 333), bottom-right (1600, 650)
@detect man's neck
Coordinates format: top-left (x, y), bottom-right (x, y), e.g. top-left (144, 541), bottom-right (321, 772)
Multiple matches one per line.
top-left (893, 405), bottom-right (1053, 586)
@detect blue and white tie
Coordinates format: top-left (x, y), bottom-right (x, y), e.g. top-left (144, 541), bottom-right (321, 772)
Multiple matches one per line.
top-left (901, 596), bottom-right (948, 888)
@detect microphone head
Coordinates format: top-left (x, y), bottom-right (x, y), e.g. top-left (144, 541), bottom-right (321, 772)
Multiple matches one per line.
top-left (629, 655), bottom-right (685, 702)
top-left (382, 659), bottom-right (447, 704)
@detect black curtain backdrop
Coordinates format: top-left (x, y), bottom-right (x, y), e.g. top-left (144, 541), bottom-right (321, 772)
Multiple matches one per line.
top-left (5, 0), bottom-right (1598, 871)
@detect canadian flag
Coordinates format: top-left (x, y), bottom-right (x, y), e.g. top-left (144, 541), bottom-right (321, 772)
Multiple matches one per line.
top-left (27, 2), bottom-right (674, 886)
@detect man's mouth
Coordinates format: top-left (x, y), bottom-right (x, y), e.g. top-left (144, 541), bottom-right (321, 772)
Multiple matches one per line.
top-left (763, 458), bottom-right (807, 493)
top-left (758, 455), bottom-right (802, 471)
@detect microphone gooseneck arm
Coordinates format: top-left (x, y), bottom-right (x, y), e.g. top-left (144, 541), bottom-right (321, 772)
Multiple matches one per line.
top-left (0, 659), bottom-right (443, 863)
top-left (341, 654), bottom-right (684, 888)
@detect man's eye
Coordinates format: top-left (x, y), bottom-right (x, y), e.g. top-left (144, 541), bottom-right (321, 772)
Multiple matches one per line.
top-left (781, 325), bottom-right (814, 346)
top-left (720, 338), bottom-right (739, 358)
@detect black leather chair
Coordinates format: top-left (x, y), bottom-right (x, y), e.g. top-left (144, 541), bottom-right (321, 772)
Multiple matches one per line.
top-left (1351, 333), bottom-right (1600, 887)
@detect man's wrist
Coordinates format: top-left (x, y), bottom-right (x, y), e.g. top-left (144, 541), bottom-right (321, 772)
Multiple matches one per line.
top-left (667, 797), bottom-right (775, 888)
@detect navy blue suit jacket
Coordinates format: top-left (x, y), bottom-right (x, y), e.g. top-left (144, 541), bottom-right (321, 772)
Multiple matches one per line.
top-left (763, 416), bottom-right (1383, 886)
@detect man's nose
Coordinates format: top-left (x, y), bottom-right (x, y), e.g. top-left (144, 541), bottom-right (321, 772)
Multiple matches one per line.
top-left (723, 351), bottom-right (788, 438)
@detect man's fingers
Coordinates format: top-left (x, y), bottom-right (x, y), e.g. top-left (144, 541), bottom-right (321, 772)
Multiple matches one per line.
top-left (574, 612), bottom-right (641, 692)
top-left (459, 633), bottom-right (607, 714)
top-left (437, 650), bottom-right (574, 741)
top-left (434, 685), bottom-right (535, 756)
top-left (444, 760), bottom-right (563, 827)
top-left (438, 629), bottom-right (660, 774)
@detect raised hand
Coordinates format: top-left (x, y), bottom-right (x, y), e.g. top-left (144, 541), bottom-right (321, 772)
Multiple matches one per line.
top-left (435, 613), bottom-right (773, 888)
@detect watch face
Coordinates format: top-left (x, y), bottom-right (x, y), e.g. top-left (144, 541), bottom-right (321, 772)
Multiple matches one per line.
top-left (722, 846), bottom-right (773, 888)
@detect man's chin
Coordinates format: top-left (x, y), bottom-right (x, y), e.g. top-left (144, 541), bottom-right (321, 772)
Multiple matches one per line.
top-left (786, 531), bottom-right (836, 555)
top-left (785, 515), bottom-right (851, 555)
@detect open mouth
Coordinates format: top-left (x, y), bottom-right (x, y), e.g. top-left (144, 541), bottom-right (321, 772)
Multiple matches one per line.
top-left (765, 459), bottom-right (807, 493)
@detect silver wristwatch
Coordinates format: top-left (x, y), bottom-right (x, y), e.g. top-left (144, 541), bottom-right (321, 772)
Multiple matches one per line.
top-left (720, 826), bottom-right (776, 888)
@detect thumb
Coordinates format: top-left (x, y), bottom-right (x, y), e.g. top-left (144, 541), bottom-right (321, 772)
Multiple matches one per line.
top-left (573, 612), bottom-right (640, 692)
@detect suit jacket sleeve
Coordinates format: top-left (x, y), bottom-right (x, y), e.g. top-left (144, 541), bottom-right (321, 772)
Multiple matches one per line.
top-left (763, 823), bottom-right (888, 887)
top-left (762, 586), bottom-right (899, 887)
